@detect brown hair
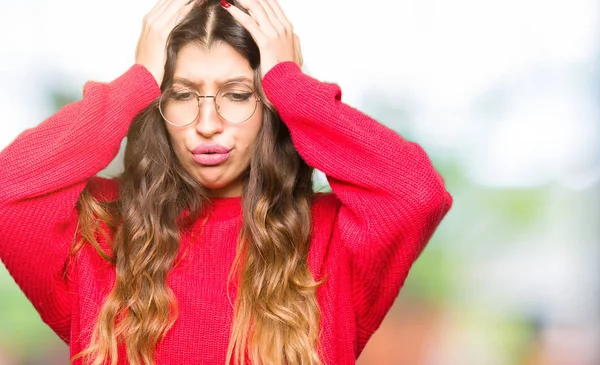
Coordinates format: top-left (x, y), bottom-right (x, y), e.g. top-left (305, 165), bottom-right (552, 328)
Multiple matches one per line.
top-left (71, 1), bottom-right (323, 364)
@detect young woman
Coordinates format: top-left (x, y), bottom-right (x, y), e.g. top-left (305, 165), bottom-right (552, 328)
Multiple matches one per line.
top-left (0, 0), bottom-right (453, 364)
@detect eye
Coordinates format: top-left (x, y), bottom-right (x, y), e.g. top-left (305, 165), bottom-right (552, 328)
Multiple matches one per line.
top-left (223, 91), bottom-right (253, 102)
top-left (171, 91), bottom-right (195, 101)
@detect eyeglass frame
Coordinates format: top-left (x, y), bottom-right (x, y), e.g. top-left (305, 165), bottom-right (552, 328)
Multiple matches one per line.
top-left (158, 81), bottom-right (262, 127)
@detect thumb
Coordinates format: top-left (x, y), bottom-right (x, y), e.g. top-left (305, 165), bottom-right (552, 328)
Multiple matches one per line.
top-left (294, 34), bottom-right (303, 68)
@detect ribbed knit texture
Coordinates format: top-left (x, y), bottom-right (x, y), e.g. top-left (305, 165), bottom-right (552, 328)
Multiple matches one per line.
top-left (0, 62), bottom-right (452, 365)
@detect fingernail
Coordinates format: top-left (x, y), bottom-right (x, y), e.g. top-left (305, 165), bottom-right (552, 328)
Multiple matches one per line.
top-left (221, 0), bottom-right (231, 8)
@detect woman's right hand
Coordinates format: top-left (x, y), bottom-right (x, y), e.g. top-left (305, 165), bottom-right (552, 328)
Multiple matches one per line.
top-left (135, 0), bottom-right (197, 86)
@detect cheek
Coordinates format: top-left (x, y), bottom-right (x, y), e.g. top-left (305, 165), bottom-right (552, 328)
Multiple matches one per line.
top-left (166, 128), bottom-right (188, 158)
top-left (238, 113), bottom-right (263, 151)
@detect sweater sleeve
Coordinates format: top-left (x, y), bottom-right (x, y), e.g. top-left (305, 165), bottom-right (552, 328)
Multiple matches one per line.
top-left (0, 65), bottom-right (160, 343)
top-left (262, 62), bottom-right (453, 354)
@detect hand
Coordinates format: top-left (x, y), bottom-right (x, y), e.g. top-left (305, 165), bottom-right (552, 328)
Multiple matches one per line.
top-left (135, 0), bottom-right (197, 86)
top-left (222, 0), bottom-right (303, 78)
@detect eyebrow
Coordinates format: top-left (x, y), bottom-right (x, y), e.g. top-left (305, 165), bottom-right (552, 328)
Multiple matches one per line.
top-left (172, 76), bottom-right (253, 88)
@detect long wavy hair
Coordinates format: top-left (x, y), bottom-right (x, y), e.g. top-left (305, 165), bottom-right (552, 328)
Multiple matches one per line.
top-left (70, 1), bottom-right (322, 364)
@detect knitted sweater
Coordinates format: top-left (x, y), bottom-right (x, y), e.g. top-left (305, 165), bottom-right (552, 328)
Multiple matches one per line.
top-left (0, 62), bottom-right (452, 364)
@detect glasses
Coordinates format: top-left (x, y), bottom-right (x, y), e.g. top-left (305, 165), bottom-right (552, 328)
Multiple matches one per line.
top-left (159, 82), bottom-right (261, 127)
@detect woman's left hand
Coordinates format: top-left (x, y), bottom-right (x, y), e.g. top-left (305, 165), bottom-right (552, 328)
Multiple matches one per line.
top-left (222, 0), bottom-right (303, 78)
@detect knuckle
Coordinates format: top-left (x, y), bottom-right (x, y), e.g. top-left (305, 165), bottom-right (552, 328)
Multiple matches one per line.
top-left (151, 25), bottom-right (168, 38)
top-left (258, 37), bottom-right (271, 48)
top-left (257, 37), bottom-right (268, 47)
top-left (266, 30), bottom-right (278, 39)
top-left (160, 29), bottom-right (171, 39)
top-left (147, 21), bottom-right (158, 32)
top-left (274, 24), bottom-right (286, 35)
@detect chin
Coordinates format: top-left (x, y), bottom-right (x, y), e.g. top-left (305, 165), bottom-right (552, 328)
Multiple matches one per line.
top-left (198, 177), bottom-right (229, 190)
top-left (199, 173), bottom-right (245, 198)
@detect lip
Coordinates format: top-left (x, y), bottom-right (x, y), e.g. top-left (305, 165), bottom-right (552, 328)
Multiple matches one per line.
top-left (191, 144), bottom-right (232, 166)
top-left (191, 144), bottom-right (232, 154)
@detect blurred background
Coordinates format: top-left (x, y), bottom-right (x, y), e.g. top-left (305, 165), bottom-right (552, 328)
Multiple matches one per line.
top-left (1, 0), bottom-right (598, 364)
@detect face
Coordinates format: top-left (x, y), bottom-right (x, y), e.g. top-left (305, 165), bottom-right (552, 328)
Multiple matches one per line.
top-left (165, 42), bottom-right (263, 198)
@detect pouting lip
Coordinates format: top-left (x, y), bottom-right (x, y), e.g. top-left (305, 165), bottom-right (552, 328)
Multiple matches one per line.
top-left (191, 144), bottom-right (232, 154)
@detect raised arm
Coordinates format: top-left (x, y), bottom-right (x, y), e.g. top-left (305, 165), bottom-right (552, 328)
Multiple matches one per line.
top-left (226, 0), bottom-right (452, 354)
top-left (0, 0), bottom-right (196, 342)
top-left (0, 65), bottom-right (159, 342)
top-left (262, 62), bottom-right (453, 354)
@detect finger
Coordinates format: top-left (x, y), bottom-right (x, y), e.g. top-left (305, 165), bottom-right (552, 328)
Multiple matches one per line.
top-left (171, 0), bottom-right (197, 27)
top-left (159, 0), bottom-right (194, 21)
top-left (146, 0), bottom-right (174, 17)
top-left (235, 0), bottom-right (276, 34)
top-left (262, 0), bottom-right (292, 31)
top-left (149, 0), bottom-right (191, 26)
top-left (256, 0), bottom-right (287, 35)
top-left (146, 0), bottom-right (180, 24)
top-left (223, 2), bottom-right (267, 44)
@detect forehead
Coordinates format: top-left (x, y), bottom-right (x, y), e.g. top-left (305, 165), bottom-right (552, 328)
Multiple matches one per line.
top-left (173, 42), bottom-right (253, 87)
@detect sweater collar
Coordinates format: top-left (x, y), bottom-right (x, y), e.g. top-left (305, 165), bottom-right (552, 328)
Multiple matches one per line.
top-left (203, 196), bottom-right (243, 221)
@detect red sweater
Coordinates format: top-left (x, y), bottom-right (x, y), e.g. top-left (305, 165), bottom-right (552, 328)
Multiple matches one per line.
top-left (0, 62), bottom-right (452, 364)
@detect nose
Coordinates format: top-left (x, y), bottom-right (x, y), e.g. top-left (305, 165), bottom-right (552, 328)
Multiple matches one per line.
top-left (195, 97), bottom-right (224, 137)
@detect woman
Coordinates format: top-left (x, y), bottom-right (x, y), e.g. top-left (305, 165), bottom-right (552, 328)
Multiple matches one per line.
top-left (0, 0), bottom-right (453, 364)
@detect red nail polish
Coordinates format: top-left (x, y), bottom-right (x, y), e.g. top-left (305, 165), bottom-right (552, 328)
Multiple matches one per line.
top-left (221, 0), bottom-right (231, 8)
